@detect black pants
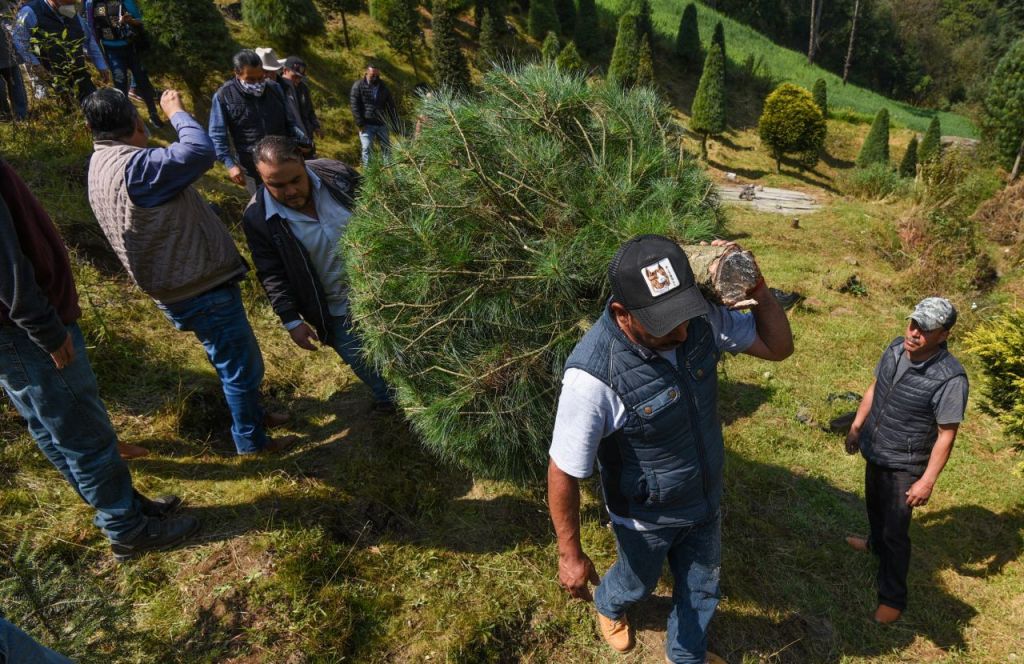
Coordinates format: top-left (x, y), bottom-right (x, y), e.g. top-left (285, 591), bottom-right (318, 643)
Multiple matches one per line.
top-left (865, 461), bottom-right (919, 611)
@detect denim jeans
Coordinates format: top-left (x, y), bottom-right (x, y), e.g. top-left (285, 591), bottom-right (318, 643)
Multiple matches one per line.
top-left (158, 284), bottom-right (268, 454)
top-left (595, 512), bottom-right (722, 664)
top-left (865, 461), bottom-right (919, 611)
top-left (0, 617), bottom-right (73, 663)
top-left (325, 314), bottom-right (392, 404)
top-left (0, 65), bottom-right (28, 120)
top-left (0, 323), bottom-right (145, 542)
top-left (358, 124), bottom-right (390, 166)
top-left (104, 44), bottom-right (158, 116)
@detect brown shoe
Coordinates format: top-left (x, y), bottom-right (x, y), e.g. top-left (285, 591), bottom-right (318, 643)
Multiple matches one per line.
top-left (874, 604), bottom-right (902, 624)
top-left (258, 435), bottom-right (298, 455)
top-left (597, 612), bottom-right (634, 653)
top-left (118, 442), bottom-right (150, 460)
top-left (845, 535), bottom-right (869, 553)
top-left (264, 411), bottom-right (290, 429)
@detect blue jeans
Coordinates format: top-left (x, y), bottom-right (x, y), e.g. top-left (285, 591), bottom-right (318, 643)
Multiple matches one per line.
top-left (0, 323), bottom-right (145, 542)
top-left (104, 44), bottom-right (157, 115)
top-left (158, 284), bottom-right (268, 454)
top-left (0, 65), bottom-right (28, 120)
top-left (325, 314), bottom-right (392, 404)
top-left (0, 617), bottom-right (73, 663)
top-left (358, 124), bottom-right (390, 166)
top-left (595, 512), bottom-right (722, 664)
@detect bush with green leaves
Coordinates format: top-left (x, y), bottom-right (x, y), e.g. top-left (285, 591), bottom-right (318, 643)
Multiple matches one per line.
top-left (574, 0), bottom-right (600, 56)
top-left (675, 3), bottom-right (701, 68)
top-left (918, 115), bottom-right (942, 164)
top-left (555, 41), bottom-right (585, 74)
top-left (983, 38), bottom-right (1024, 170)
top-left (690, 42), bottom-right (726, 158)
top-left (757, 83), bottom-right (826, 172)
top-left (812, 78), bottom-right (827, 118)
top-left (528, 0), bottom-right (560, 40)
top-left (856, 108), bottom-right (890, 167)
top-left (841, 162), bottom-right (911, 199)
top-left (607, 12), bottom-right (641, 87)
top-left (432, 1), bottom-right (471, 93)
top-left (342, 65), bottom-right (723, 481)
top-left (242, 0), bottom-right (324, 44)
top-left (965, 309), bottom-right (1024, 443)
top-left (541, 31), bottom-right (560, 62)
top-left (136, 0), bottom-right (232, 87)
top-left (899, 135), bottom-right (918, 177)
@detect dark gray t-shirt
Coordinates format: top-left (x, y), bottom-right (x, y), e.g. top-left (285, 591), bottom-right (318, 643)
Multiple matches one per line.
top-left (874, 346), bottom-right (969, 425)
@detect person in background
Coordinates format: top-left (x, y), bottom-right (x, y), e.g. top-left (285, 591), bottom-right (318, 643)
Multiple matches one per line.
top-left (255, 46), bottom-right (283, 83)
top-left (0, 158), bottom-right (198, 562)
top-left (349, 62), bottom-right (396, 167)
top-left (13, 0), bottom-right (109, 103)
top-left (0, 0), bottom-right (28, 120)
top-left (209, 49), bottom-right (310, 194)
top-left (281, 55), bottom-right (322, 155)
top-left (83, 88), bottom-right (292, 456)
top-left (84, 0), bottom-right (162, 128)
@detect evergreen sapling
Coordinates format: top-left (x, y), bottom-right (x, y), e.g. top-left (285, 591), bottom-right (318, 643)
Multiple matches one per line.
top-left (899, 135), bottom-right (918, 177)
top-left (690, 42), bottom-right (726, 159)
top-left (635, 35), bottom-right (655, 88)
top-left (812, 78), bottom-right (828, 118)
top-left (478, 7), bottom-right (504, 71)
top-left (242, 0), bottom-right (324, 44)
top-left (528, 0), bottom-right (560, 40)
top-left (712, 21), bottom-right (726, 67)
top-left (675, 3), bottom-right (701, 68)
top-left (542, 31), bottom-right (560, 62)
top-left (918, 115), bottom-right (942, 165)
top-left (432, 1), bottom-right (472, 93)
top-left (758, 82), bottom-right (826, 172)
top-left (555, 41), bottom-right (585, 74)
top-left (856, 108), bottom-right (890, 168)
top-left (607, 12), bottom-right (641, 88)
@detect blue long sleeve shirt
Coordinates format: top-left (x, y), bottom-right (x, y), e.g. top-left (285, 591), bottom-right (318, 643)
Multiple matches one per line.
top-left (124, 111), bottom-right (216, 208)
top-left (13, 3), bottom-right (107, 69)
top-left (208, 84), bottom-right (309, 171)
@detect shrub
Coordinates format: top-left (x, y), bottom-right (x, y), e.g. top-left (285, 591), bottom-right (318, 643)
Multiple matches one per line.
top-left (574, 0), bottom-right (601, 57)
top-left (432, 1), bottom-right (472, 93)
top-left (527, 0), bottom-right (560, 40)
top-left (964, 310), bottom-right (1024, 444)
top-left (541, 31), bottom-right (560, 62)
top-left (136, 0), bottom-right (232, 88)
top-left (690, 42), bottom-right (726, 159)
top-left (635, 35), bottom-right (655, 88)
top-left (856, 108), bottom-right (890, 167)
top-left (983, 38), bottom-right (1024, 170)
top-left (812, 78), bottom-right (828, 118)
top-left (758, 82), bottom-right (826, 172)
top-left (841, 162), bottom-right (910, 199)
top-left (342, 65), bottom-right (723, 481)
top-left (675, 3), bottom-right (701, 68)
top-left (607, 12), bottom-right (641, 87)
top-left (898, 135), bottom-right (918, 177)
top-left (553, 0), bottom-right (575, 36)
top-left (242, 0), bottom-right (324, 44)
top-left (477, 7), bottom-right (504, 71)
top-left (555, 41), bottom-right (586, 74)
top-left (918, 116), bottom-right (942, 164)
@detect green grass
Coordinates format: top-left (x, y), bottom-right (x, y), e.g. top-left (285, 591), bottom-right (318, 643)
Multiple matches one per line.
top-left (597, 0), bottom-right (977, 138)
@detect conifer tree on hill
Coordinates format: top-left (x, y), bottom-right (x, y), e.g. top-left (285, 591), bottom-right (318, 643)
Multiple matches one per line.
top-left (243, 0), bottom-right (324, 44)
top-left (372, 0), bottom-right (423, 75)
top-left (554, 0), bottom-right (576, 36)
top-left (690, 42), bottom-right (726, 159)
top-left (918, 116), bottom-right (942, 165)
top-left (574, 0), bottom-right (600, 57)
top-left (813, 78), bottom-right (828, 118)
top-left (630, 0), bottom-right (653, 42)
top-left (528, 0), bottom-right (560, 40)
top-left (608, 12), bottom-right (641, 88)
top-left (856, 108), bottom-right (890, 168)
top-left (984, 38), bottom-right (1024, 177)
top-left (899, 135), bottom-right (919, 178)
top-left (712, 20), bottom-right (726, 66)
top-left (635, 35), bottom-right (655, 88)
top-left (136, 0), bottom-right (231, 97)
top-left (556, 41), bottom-right (586, 74)
top-left (542, 31), bottom-right (560, 62)
top-left (432, 1), bottom-right (472, 93)
top-left (758, 82), bottom-right (826, 173)
top-left (675, 3), bottom-right (701, 68)
top-left (478, 7), bottom-right (504, 71)
top-left (319, 0), bottom-right (360, 48)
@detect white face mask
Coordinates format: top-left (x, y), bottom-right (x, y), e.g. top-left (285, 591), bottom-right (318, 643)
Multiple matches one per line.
top-left (238, 80), bottom-right (266, 97)
top-left (56, 2), bottom-right (78, 18)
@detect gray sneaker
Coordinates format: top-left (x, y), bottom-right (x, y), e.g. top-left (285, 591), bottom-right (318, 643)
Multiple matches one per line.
top-left (111, 515), bottom-right (199, 562)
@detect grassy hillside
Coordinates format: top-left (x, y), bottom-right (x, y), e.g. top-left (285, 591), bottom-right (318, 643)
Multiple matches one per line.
top-left (597, 0), bottom-right (977, 138)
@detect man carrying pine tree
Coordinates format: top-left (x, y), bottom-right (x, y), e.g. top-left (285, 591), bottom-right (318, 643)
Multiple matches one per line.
top-left (548, 235), bottom-right (793, 663)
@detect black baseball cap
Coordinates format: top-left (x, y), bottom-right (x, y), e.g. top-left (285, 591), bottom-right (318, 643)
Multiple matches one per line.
top-left (609, 235), bottom-right (708, 336)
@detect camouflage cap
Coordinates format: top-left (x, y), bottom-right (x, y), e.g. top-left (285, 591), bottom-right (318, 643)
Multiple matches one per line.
top-left (907, 297), bottom-right (957, 331)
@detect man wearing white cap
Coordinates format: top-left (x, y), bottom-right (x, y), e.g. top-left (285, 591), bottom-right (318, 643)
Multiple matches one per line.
top-left (844, 297), bottom-right (969, 624)
top-left (256, 46), bottom-right (283, 82)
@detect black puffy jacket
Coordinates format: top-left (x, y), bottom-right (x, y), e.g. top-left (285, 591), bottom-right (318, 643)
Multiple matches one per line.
top-left (349, 77), bottom-right (397, 128)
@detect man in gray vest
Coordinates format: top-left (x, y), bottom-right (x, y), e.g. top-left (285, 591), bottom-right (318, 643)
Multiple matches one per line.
top-left (844, 297), bottom-right (968, 624)
top-left (83, 88), bottom-right (291, 456)
top-left (547, 235), bottom-right (793, 664)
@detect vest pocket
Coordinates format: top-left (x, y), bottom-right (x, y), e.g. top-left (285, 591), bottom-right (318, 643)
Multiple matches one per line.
top-left (635, 385), bottom-right (681, 420)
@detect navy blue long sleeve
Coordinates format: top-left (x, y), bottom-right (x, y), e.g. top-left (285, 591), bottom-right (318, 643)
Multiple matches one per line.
top-left (124, 111), bottom-right (217, 208)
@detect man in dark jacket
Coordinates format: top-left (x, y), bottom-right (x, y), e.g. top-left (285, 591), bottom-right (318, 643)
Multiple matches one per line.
top-left (281, 55), bottom-right (321, 154)
top-left (349, 63), bottom-right (396, 167)
top-left (241, 136), bottom-right (392, 410)
top-left (209, 49), bottom-right (309, 193)
top-left (844, 297), bottom-right (968, 624)
top-left (548, 235), bottom-right (793, 663)
top-left (0, 158), bottom-right (198, 561)
top-left (0, 2), bottom-right (28, 120)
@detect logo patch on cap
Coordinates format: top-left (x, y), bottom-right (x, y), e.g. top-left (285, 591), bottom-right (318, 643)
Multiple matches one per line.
top-left (641, 258), bottom-right (680, 297)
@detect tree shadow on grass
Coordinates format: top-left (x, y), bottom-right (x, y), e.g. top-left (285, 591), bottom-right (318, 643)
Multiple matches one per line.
top-left (708, 159), bottom-right (770, 181)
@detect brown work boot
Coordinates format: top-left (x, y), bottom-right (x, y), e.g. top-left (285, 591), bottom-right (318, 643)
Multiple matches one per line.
top-left (258, 435), bottom-right (298, 455)
top-left (118, 442), bottom-right (150, 460)
top-left (845, 535), bottom-right (869, 553)
top-left (874, 604), bottom-right (902, 624)
top-left (597, 612), bottom-right (634, 653)
top-left (264, 411), bottom-right (290, 429)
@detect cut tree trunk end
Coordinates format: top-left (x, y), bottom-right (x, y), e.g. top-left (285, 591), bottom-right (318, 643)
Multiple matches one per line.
top-left (683, 244), bottom-right (763, 308)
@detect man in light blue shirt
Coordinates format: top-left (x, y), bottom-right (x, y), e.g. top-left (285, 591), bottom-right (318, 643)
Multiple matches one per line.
top-left (241, 136), bottom-right (393, 411)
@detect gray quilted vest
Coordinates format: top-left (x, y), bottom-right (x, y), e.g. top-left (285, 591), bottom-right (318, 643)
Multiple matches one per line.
top-left (564, 306), bottom-right (723, 526)
top-left (859, 337), bottom-right (966, 473)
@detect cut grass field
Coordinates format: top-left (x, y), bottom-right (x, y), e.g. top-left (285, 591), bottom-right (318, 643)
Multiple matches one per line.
top-left (1, 4), bottom-right (1020, 663)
